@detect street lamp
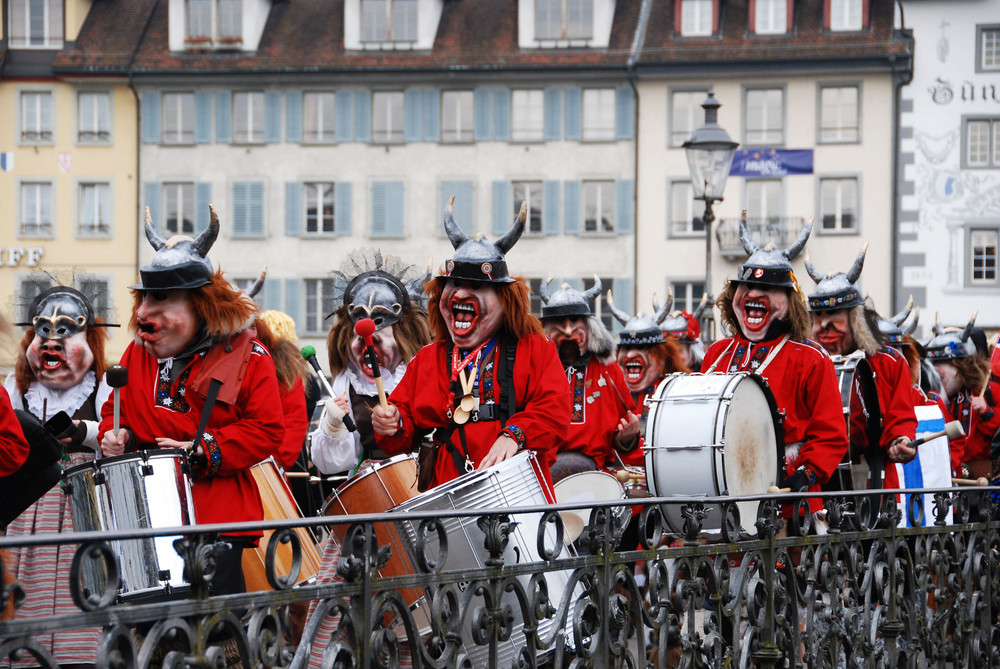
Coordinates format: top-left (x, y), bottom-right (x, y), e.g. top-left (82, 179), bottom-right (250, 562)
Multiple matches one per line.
top-left (682, 89), bottom-right (739, 303)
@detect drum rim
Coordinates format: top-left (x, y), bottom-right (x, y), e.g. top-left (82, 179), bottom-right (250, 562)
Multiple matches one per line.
top-left (320, 452), bottom-right (419, 515)
top-left (62, 448), bottom-right (188, 477)
top-left (393, 449), bottom-right (537, 510)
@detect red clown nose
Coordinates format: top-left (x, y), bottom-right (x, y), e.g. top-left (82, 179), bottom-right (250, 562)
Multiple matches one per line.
top-left (354, 318), bottom-right (376, 347)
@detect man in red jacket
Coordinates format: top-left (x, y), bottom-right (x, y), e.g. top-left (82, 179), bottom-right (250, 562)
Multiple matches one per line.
top-left (371, 199), bottom-right (570, 488)
top-left (701, 217), bottom-right (847, 513)
top-left (98, 206), bottom-right (284, 595)
top-left (805, 245), bottom-right (918, 489)
top-left (539, 278), bottom-right (635, 480)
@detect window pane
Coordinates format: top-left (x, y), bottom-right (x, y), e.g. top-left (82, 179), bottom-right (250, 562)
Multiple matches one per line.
top-left (820, 178), bottom-right (857, 231)
top-left (756, 0), bottom-right (786, 34)
top-left (304, 183), bottom-right (335, 234)
top-left (566, 0), bottom-right (593, 39)
top-left (373, 91), bottom-right (404, 143)
top-left (234, 91), bottom-right (264, 143)
top-left (513, 181), bottom-right (543, 233)
top-left (681, 0), bottom-right (713, 36)
top-left (830, 0), bottom-right (862, 31)
top-left (583, 180), bottom-right (614, 233)
top-left (165, 183), bottom-right (194, 235)
top-left (11, 0), bottom-right (63, 47)
top-left (746, 88), bottom-right (783, 144)
top-left (983, 29), bottom-right (1000, 69)
top-left (511, 89), bottom-right (544, 142)
top-left (391, 0), bottom-right (417, 41)
top-left (187, 0), bottom-right (211, 38)
top-left (78, 92), bottom-right (111, 142)
top-left (441, 91), bottom-right (474, 143)
top-left (967, 120), bottom-right (990, 166)
top-left (971, 230), bottom-right (998, 281)
top-left (820, 86), bottom-right (859, 142)
top-left (528, 278), bottom-right (544, 317)
top-left (79, 183), bottom-right (110, 234)
top-left (21, 91), bottom-right (53, 142)
top-left (747, 180), bottom-right (781, 223)
top-left (78, 280), bottom-right (110, 316)
top-left (361, 0), bottom-right (388, 41)
top-left (304, 92), bottom-right (337, 143)
top-left (21, 182), bottom-right (53, 235)
top-left (218, 0), bottom-right (242, 40)
top-left (305, 278), bottom-right (335, 333)
top-left (582, 88), bottom-right (616, 141)
top-left (670, 181), bottom-right (703, 235)
top-left (162, 92), bottom-right (195, 143)
top-left (670, 90), bottom-right (707, 147)
top-left (535, 0), bottom-right (561, 39)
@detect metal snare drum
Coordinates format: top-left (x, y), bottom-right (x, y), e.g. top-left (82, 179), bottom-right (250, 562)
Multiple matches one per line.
top-left (63, 449), bottom-right (196, 602)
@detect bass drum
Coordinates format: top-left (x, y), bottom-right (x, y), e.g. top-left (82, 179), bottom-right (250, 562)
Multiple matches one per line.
top-left (644, 372), bottom-right (783, 536)
top-left (825, 354), bottom-right (882, 492)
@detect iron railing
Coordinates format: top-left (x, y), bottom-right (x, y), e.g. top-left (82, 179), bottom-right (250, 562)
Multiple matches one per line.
top-left (716, 217), bottom-right (811, 259)
top-left (1, 487), bottom-right (998, 668)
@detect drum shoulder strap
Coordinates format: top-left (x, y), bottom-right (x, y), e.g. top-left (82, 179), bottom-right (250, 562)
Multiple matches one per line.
top-left (497, 336), bottom-right (518, 428)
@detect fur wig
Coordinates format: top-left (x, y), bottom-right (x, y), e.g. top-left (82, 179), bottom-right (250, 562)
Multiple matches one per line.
top-left (13, 323), bottom-right (110, 395)
top-left (326, 303), bottom-right (431, 378)
top-left (948, 354), bottom-right (991, 396)
top-left (129, 270), bottom-right (258, 340)
top-left (425, 277), bottom-right (544, 343)
top-left (848, 299), bottom-right (886, 357)
top-left (716, 281), bottom-right (812, 343)
top-left (254, 316), bottom-right (310, 391)
top-left (583, 314), bottom-right (616, 362)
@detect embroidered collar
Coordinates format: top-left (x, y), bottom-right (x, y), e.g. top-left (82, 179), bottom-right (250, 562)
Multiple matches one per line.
top-left (23, 371), bottom-right (97, 419)
top-left (345, 361), bottom-right (408, 397)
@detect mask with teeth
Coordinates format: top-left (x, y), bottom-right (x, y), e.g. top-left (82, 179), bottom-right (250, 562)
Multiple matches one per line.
top-left (20, 286), bottom-right (101, 390)
top-left (348, 326), bottom-right (403, 380)
top-left (733, 284), bottom-right (790, 343)
top-left (616, 348), bottom-right (660, 394)
top-left (439, 279), bottom-right (503, 349)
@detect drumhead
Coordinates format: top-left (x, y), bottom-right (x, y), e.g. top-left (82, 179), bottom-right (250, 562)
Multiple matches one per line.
top-left (720, 375), bottom-right (780, 499)
top-left (554, 471), bottom-right (626, 542)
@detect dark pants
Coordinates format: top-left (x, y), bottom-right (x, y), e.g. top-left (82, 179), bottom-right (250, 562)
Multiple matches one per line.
top-left (210, 538), bottom-right (249, 596)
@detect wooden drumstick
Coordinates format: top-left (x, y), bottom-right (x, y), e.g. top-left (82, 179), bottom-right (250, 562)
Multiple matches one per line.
top-left (767, 485), bottom-right (791, 494)
top-left (952, 477), bottom-right (989, 486)
top-left (354, 318), bottom-right (389, 410)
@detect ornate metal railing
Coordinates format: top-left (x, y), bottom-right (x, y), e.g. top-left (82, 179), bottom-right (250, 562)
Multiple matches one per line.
top-left (716, 217), bottom-right (810, 259)
top-left (1, 486), bottom-right (998, 669)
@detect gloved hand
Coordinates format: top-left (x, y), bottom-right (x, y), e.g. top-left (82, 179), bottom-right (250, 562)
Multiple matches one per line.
top-left (782, 469), bottom-right (811, 493)
top-left (320, 399), bottom-right (350, 439)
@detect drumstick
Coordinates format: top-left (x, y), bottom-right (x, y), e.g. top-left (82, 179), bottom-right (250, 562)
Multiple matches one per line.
top-left (767, 486), bottom-right (791, 494)
top-left (106, 365), bottom-right (128, 435)
top-left (952, 477), bottom-right (989, 486)
top-left (354, 318), bottom-right (388, 410)
top-left (301, 346), bottom-right (357, 432)
top-left (908, 420), bottom-right (965, 449)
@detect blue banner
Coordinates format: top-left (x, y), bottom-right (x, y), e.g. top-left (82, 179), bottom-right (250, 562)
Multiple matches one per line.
top-left (729, 149), bottom-right (813, 178)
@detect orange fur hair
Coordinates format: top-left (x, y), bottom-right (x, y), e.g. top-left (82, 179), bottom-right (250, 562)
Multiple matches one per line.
top-left (326, 304), bottom-right (431, 378)
top-left (425, 277), bottom-right (544, 343)
top-left (13, 323), bottom-right (110, 395)
top-left (129, 270), bottom-right (258, 340)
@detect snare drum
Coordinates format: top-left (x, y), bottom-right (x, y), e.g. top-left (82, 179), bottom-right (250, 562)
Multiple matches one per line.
top-left (393, 450), bottom-right (583, 668)
top-left (63, 450), bottom-right (196, 601)
top-left (554, 470), bottom-right (631, 543)
top-left (644, 373), bottom-right (782, 535)
top-left (242, 458), bottom-right (322, 590)
top-left (322, 454), bottom-right (421, 605)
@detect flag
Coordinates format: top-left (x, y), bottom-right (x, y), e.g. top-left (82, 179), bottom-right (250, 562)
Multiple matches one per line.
top-left (895, 403), bottom-right (953, 527)
top-left (0, 152), bottom-right (13, 172)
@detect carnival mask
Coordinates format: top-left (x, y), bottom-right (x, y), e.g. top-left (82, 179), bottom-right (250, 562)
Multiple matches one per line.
top-left (27, 330), bottom-right (95, 390)
top-left (543, 316), bottom-right (589, 366)
top-left (349, 325), bottom-right (403, 381)
top-left (135, 290), bottom-right (199, 359)
top-left (439, 279), bottom-right (504, 350)
top-left (617, 347), bottom-right (662, 394)
top-left (733, 284), bottom-right (789, 342)
top-left (811, 308), bottom-right (854, 355)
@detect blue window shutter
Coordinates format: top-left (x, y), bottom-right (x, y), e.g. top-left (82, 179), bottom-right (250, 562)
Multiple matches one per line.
top-left (286, 182), bottom-right (302, 236)
top-left (616, 179), bottom-right (635, 234)
top-left (564, 87), bottom-right (581, 141)
top-left (616, 85), bottom-right (635, 140)
top-left (613, 277), bottom-right (634, 331)
top-left (194, 182), bottom-right (211, 233)
top-left (232, 182), bottom-right (248, 235)
top-left (263, 277), bottom-right (281, 312)
top-left (474, 88), bottom-right (492, 141)
top-left (249, 182), bottom-right (265, 235)
top-left (336, 90), bottom-right (353, 141)
top-left (543, 180), bottom-right (560, 235)
top-left (286, 91), bottom-right (302, 143)
top-left (141, 91), bottom-right (160, 143)
top-left (563, 181), bottom-right (581, 234)
top-left (404, 89), bottom-right (422, 142)
top-left (386, 181), bottom-right (404, 236)
top-left (441, 181), bottom-right (474, 236)
top-left (492, 181), bottom-right (510, 236)
top-left (423, 89), bottom-right (440, 141)
top-left (493, 88), bottom-right (510, 141)
top-left (544, 87), bottom-right (561, 140)
top-left (371, 182), bottom-right (387, 237)
top-left (284, 278), bottom-right (301, 330)
top-left (194, 91), bottom-right (212, 143)
top-left (265, 91), bottom-right (282, 143)
top-left (354, 90), bottom-right (371, 142)
top-left (335, 182), bottom-right (352, 235)
top-left (216, 91), bottom-right (232, 143)
top-left (144, 182), bottom-right (162, 227)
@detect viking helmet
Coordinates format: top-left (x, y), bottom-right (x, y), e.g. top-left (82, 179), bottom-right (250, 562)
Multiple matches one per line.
top-left (877, 296), bottom-right (917, 346)
top-left (925, 311), bottom-right (979, 361)
top-left (437, 197), bottom-right (524, 284)
top-left (805, 244), bottom-right (868, 312)
top-left (658, 292), bottom-right (711, 343)
top-left (606, 291), bottom-right (671, 347)
top-left (735, 212), bottom-right (811, 289)
top-left (539, 277), bottom-right (602, 320)
top-left (16, 285), bottom-right (102, 340)
top-left (331, 248), bottom-right (422, 331)
top-left (132, 206), bottom-right (219, 290)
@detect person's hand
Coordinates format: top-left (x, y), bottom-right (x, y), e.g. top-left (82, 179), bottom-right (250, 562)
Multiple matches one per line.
top-left (320, 398), bottom-right (351, 438)
top-left (155, 437), bottom-right (199, 456)
top-left (782, 470), bottom-right (811, 493)
top-left (101, 428), bottom-right (129, 457)
top-left (371, 403), bottom-right (400, 436)
top-left (478, 434), bottom-right (519, 469)
top-left (614, 413), bottom-right (640, 451)
top-left (971, 395), bottom-right (989, 415)
top-left (887, 436), bottom-right (916, 463)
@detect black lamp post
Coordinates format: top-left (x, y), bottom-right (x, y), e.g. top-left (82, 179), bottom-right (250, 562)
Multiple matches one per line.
top-left (682, 90), bottom-right (739, 301)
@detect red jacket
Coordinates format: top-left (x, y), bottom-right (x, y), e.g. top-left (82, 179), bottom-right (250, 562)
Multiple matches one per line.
top-left (274, 376), bottom-right (309, 470)
top-left (375, 334), bottom-right (570, 488)
top-left (867, 349), bottom-right (918, 488)
top-left (0, 387), bottom-right (29, 477)
top-left (561, 358), bottom-right (634, 468)
top-left (702, 334), bottom-right (848, 507)
top-left (941, 380), bottom-right (1000, 474)
top-left (622, 386), bottom-right (658, 468)
top-left (97, 336), bottom-right (285, 537)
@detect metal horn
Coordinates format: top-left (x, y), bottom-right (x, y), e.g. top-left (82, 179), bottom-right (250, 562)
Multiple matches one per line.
top-left (738, 210), bottom-right (758, 256)
top-left (539, 277), bottom-right (554, 305)
top-left (143, 207), bottom-right (167, 251)
top-left (782, 218), bottom-right (813, 260)
top-left (653, 289), bottom-right (673, 325)
top-left (584, 275), bottom-right (603, 303)
top-left (960, 310), bottom-right (978, 343)
top-left (496, 200), bottom-right (527, 255)
top-left (443, 196), bottom-right (470, 250)
top-left (933, 312), bottom-right (943, 337)
top-left (192, 205), bottom-right (221, 258)
top-left (605, 290), bottom-right (631, 327)
top-left (803, 251), bottom-right (825, 284)
top-left (902, 306), bottom-right (919, 336)
top-left (846, 242), bottom-right (869, 284)
top-left (248, 266), bottom-right (267, 298)
top-left (890, 295), bottom-right (914, 327)
top-left (693, 292), bottom-right (711, 320)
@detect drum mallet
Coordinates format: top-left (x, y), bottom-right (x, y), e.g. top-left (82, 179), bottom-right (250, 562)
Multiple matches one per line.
top-left (952, 476), bottom-right (990, 486)
top-left (106, 365), bottom-right (128, 435)
top-left (301, 345), bottom-right (356, 432)
top-left (354, 318), bottom-right (389, 410)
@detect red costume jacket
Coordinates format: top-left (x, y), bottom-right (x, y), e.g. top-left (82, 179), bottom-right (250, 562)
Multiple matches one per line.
top-left (0, 387), bottom-right (29, 477)
top-left (867, 348), bottom-right (918, 489)
top-left (274, 376), bottom-right (309, 470)
top-left (702, 334), bottom-right (848, 508)
top-left (97, 334), bottom-right (285, 538)
top-left (561, 358), bottom-right (634, 469)
top-left (375, 334), bottom-right (570, 488)
top-left (941, 380), bottom-right (1000, 475)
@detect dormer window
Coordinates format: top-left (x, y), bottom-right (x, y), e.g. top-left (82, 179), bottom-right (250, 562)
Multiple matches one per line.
top-left (186, 0), bottom-right (243, 48)
top-left (361, 0), bottom-right (417, 43)
top-left (751, 0), bottom-right (791, 35)
top-left (9, 0), bottom-right (63, 48)
top-left (535, 0), bottom-right (593, 41)
top-left (827, 0), bottom-right (866, 32)
top-left (677, 0), bottom-right (716, 38)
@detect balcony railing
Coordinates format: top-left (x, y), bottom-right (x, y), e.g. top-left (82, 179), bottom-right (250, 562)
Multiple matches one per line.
top-left (1, 486), bottom-right (997, 668)
top-left (716, 216), bottom-right (810, 259)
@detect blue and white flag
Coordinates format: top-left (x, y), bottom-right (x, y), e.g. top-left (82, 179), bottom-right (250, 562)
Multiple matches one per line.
top-left (0, 152), bottom-right (13, 172)
top-left (895, 403), bottom-right (952, 527)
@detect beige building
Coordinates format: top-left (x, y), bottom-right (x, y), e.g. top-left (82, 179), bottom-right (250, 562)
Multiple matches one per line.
top-left (0, 0), bottom-right (139, 365)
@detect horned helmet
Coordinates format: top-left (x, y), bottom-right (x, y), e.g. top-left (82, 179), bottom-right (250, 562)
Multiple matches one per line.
top-left (925, 311), bottom-right (979, 361)
top-left (539, 277), bottom-right (602, 320)
top-left (805, 243), bottom-right (868, 312)
top-left (132, 206), bottom-right (219, 291)
top-left (876, 296), bottom-right (918, 346)
top-left (606, 291), bottom-right (671, 347)
top-left (436, 197), bottom-right (525, 284)
top-left (658, 292), bottom-right (711, 343)
top-left (734, 212), bottom-right (811, 289)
